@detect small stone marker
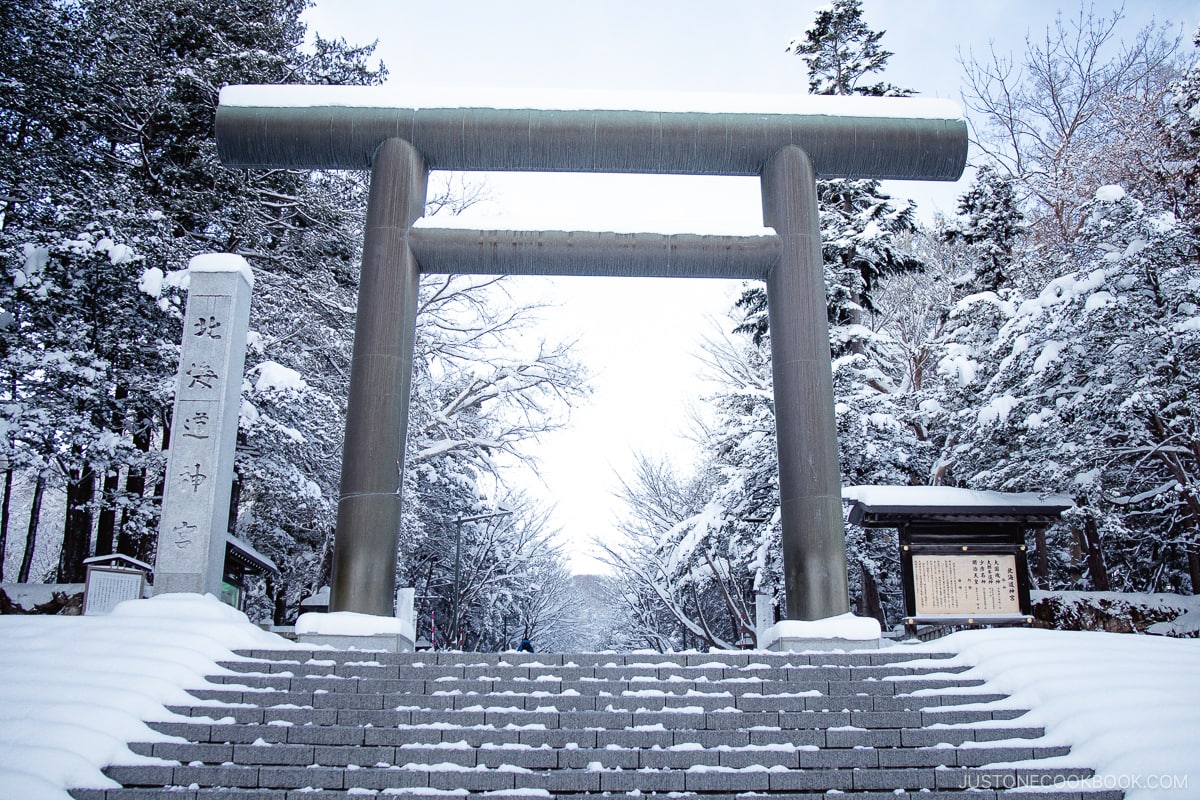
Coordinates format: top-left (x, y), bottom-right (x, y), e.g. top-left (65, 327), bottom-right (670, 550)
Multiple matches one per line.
top-left (154, 254), bottom-right (253, 598)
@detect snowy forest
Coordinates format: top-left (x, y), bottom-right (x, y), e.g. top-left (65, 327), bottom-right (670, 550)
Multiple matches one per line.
top-left (1, 0), bottom-right (1198, 651)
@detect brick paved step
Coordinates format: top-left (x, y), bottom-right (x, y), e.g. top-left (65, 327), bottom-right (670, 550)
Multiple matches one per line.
top-left (82, 649), bottom-right (1119, 800)
top-left (217, 658), bottom-right (969, 680)
top-left (130, 737), bottom-right (1072, 770)
top-left (193, 677), bottom-right (988, 701)
top-left (231, 649), bottom-right (960, 666)
top-left (184, 685), bottom-right (1007, 714)
top-left (74, 790), bottom-right (1124, 800)
top-left (101, 761), bottom-right (1102, 793)
top-left (147, 721), bottom-right (1046, 756)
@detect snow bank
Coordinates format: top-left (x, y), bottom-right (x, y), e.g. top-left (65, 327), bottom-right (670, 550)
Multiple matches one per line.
top-left (912, 628), bottom-right (1200, 799)
top-left (0, 593), bottom-right (299, 800)
top-left (220, 84), bottom-right (965, 121)
top-left (295, 610), bottom-right (414, 640)
top-left (1032, 590), bottom-right (1200, 636)
top-left (0, 583), bottom-right (84, 613)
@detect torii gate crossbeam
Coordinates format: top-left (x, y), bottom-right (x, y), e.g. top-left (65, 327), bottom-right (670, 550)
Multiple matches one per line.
top-left (215, 86), bottom-right (967, 622)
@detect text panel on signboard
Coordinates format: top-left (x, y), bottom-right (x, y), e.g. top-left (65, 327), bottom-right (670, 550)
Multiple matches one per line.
top-left (912, 554), bottom-right (1020, 616)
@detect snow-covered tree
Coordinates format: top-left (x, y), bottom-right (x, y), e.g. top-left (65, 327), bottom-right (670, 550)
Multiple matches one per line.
top-left (961, 5), bottom-right (1187, 253)
top-left (942, 165), bottom-right (1027, 292)
top-left (938, 185), bottom-right (1200, 592)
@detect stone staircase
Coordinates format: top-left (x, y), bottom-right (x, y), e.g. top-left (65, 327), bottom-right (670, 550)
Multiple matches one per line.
top-left (71, 647), bottom-right (1122, 799)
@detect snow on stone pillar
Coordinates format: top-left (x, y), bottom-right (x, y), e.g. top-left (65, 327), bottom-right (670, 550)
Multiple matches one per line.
top-left (154, 255), bottom-right (253, 598)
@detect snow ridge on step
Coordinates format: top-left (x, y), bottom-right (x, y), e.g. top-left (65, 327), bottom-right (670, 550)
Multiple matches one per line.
top-left (69, 650), bottom-right (1123, 800)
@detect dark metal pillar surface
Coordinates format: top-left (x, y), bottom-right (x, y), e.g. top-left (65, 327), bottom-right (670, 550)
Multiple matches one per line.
top-left (330, 138), bottom-right (427, 615)
top-left (761, 145), bottom-right (850, 621)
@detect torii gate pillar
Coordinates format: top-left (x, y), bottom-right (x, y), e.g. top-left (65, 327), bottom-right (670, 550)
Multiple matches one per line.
top-left (331, 139), bottom-right (427, 617)
top-left (762, 146), bottom-right (849, 620)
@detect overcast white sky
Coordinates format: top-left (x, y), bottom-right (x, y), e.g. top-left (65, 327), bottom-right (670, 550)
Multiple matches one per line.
top-left (301, 0), bottom-right (1197, 573)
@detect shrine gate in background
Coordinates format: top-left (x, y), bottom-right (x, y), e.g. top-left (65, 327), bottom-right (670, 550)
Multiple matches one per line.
top-left (215, 86), bottom-right (967, 621)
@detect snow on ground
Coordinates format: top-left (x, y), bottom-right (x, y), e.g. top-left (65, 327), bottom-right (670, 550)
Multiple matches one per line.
top-left (910, 628), bottom-right (1200, 799)
top-left (1, 594), bottom-right (1198, 799)
top-left (0, 593), bottom-right (302, 800)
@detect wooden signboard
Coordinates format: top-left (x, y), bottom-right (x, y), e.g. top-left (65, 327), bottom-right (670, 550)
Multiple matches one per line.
top-left (83, 566), bottom-right (146, 615)
top-left (911, 553), bottom-right (1021, 616)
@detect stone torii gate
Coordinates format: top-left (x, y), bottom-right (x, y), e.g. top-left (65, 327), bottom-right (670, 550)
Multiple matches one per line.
top-left (216, 86), bottom-right (967, 622)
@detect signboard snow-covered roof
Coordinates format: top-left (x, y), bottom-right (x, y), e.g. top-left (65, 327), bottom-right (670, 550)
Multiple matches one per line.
top-left (225, 534), bottom-right (279, 575)
top-left (843, 485), bottom-right (1074, 527)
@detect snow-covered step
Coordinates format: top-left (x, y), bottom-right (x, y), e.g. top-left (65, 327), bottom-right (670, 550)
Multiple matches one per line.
top-left (73, 648), bottom-right (1124, 799)
top-left (94, 762), bottom-right (1108, 794)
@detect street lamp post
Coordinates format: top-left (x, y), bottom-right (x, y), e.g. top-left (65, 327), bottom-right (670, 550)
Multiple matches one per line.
top-left (451, 509), bottom-right (512, 649)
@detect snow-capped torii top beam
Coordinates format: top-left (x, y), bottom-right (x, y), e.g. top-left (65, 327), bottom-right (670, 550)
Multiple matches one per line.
top-left (216, 85), bottom-right (967, 180)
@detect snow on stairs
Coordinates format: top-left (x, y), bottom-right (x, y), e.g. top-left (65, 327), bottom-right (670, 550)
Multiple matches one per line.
top-left (72, 649), bottom-right (1122, 800)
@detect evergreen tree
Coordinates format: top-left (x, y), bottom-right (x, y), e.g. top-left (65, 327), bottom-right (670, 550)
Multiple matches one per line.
top-left (942, 165), bottom-right (1026, 292)
top-left (0, 0), bottom-right (386, 589)
top-left (937, 185), bottom-right (1200, 592)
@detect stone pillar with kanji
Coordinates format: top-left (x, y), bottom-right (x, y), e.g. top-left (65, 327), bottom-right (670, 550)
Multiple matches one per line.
top-left (154, 254), bottom-right (253, 597)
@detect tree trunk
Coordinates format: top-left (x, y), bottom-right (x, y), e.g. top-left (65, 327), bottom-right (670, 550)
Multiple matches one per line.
top-left (1081, 511), bottom-right (1110, 592)
top-left (859, 562), bottom-right (886, 628)
top-left (117, 414), bottom-right (153, 561)
top-left (271, 577), bottom-right (288, 626)
top-left (1028, 528), bottom-right (1049, 588)
top-left (0, 468), bottom-right (12, 581)
top-left (95, 467), bottom-right (120, 556)
top-left (1187, 544), bottom-right (1200, 595)
top-left (58, 462), bottom-right (96, 583)
top-left (18, 473), bottom-right (45, 582)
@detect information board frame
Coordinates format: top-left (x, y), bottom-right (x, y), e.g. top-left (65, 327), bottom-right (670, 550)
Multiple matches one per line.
top-left (83, 565), bottom-right (147, 615)
top-left (899, 540), bottom-right (1032, 626)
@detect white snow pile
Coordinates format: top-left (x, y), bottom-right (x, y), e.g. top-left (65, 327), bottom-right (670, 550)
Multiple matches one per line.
top-left (912, 628), bottom-right (1200, 799)
top-left (0, 593), bottom-right (300, 800)
top-left (188, 252), bottom-right (254, 288)
top-left (295, 609), bottom-right (415, 640)
top-left (760, 613), bottom-right (882, 645)
top-left (252, 359), bottom-right (306, 394)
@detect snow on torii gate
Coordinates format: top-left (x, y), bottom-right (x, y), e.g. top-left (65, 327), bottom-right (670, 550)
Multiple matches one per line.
top-left (215, 86), bottom-right (967, 622)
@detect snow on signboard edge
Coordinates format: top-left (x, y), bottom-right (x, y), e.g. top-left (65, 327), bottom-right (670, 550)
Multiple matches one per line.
top-left (412, 216), bottom-right (778, 237)
top-left (219, 84), bottom-right (965, 121)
